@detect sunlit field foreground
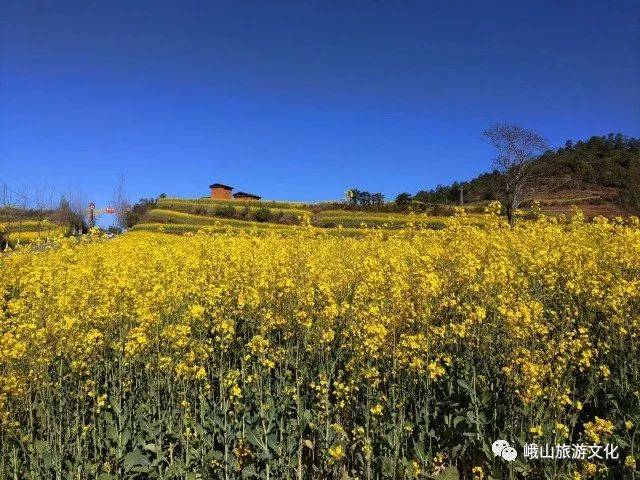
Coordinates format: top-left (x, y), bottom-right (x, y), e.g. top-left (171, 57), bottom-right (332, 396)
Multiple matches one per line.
top-left (1, 214), bottom-right (639, 479)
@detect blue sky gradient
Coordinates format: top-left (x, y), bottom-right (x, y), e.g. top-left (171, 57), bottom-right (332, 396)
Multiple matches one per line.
top-left (1, 0), bottom-right (638, 215)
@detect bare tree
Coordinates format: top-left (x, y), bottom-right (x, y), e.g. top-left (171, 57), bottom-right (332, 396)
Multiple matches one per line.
top-left (112, 175), bottom-right (131, 229)
top-left (0, 185), bottom-right (8, 249)
top-left (483, 123), bottom-right (548, 226)
top-left (0, 183), bottom-right (56, 244)
top-left (55, 193), bottom-right (89, 234)
top-left (0, 184), bottom-right (10, 208)
top-left (30, 184), bottom-right (56, 226)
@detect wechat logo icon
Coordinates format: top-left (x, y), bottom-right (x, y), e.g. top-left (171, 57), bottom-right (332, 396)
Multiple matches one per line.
top-left (492, 439), bottom-right (518, 462)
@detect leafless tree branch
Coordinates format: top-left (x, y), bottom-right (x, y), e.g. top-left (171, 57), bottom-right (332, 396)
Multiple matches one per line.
top-left (483, 123), bottom-right (548, 226)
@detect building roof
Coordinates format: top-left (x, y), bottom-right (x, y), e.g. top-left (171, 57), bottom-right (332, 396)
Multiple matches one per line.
top-left (233, 191), bottom-right (261, 199)
top-left (209, 183), bottom-right (233, 190)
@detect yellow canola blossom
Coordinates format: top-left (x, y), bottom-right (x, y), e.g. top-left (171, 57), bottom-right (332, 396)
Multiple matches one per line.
top-left (0, 216), bottom-right (639, 478)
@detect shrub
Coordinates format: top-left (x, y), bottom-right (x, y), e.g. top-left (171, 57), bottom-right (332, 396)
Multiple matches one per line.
top-left (254, 207), bottom-right (273, 222)
top-left (430, 203), bottom-right (457, 216)
top-left (214, 205), bottom-right (237, 218)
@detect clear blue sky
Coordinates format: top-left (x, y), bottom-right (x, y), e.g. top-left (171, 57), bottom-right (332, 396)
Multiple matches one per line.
top-left (1, 1), bottom-right (638, 214)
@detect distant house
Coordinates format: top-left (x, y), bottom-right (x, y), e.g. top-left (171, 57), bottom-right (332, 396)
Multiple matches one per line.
top-left (209, 183), bottom-right (261, 201)
top-left (209, 183), bottom-right (233, 200)
top-left (233, 191), bottom-right (262, 201)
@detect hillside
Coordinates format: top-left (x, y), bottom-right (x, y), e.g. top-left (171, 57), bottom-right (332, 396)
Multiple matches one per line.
top-left (414, 133), bottom-right (640, 216)
top-left (134, 197), bottom-right (469, 235)
top-left (137, 133), bottom-right (640, 237)
top-left (4, 132), bottom-right (637, 249)
top-left (0, 207), bottom-right (67, 247)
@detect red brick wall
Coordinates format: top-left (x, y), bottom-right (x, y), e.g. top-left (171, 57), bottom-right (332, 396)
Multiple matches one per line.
top-left (210, 187), bottom-right (232, 200)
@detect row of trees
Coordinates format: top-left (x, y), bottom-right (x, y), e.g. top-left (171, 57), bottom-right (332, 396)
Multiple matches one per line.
top-left (345, 189), bottom-right (385, 207)
top-left (561, 133), bottom-right (640, 153)
top-left (396, 181), bottom-right (468, 206)
top-left (0, 176), bottom-right (162, 237)
top-left (0, 184), bottom-right (87, 231)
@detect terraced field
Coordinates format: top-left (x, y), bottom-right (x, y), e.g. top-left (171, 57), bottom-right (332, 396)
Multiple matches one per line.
top-left (313, 209), bottom-right (450, 229)
top-left (158, 201), bottom-right (304, 218)
top-left (1, 220), bottom-right (66, 246)
top-left (132, 216), bottom-right (297, 233)
top-left (527, 187), bottom-right (627, 217)
top-left (0, 198), bottom-right (489, 248)
top-left (158, 197), bottom-right (309, 211)
top-left (140, 198), bottom-right (475, 233)
top-left (2, 195), bottom-right (593, 248)
top-left (145, 208), bottom-right (283, 227)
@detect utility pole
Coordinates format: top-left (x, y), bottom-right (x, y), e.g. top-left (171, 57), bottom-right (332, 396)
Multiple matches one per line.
top-left (89, 203), bottom-right (95, 229)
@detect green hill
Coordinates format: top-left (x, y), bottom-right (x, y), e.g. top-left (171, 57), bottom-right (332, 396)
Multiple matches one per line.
top-left (413, 133), bottom-right (640, 216)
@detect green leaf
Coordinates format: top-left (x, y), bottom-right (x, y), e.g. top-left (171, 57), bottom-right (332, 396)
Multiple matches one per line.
top-left (413, 440), bottom-right (427, 462)
top-left (144, 443), bottom-right (159, 453)
top-left (267, 433), bottom-right (278, 451)
top-left (453, 415), bottom-right (466, 427)
top-left (241, 464), bottom-right (258, 478)
top-left (121, 427), bottom-right (131, 447)
top-left (450, 444), bottom-right (462, 459)
top-left (381, 456), bottom-right (396, 476)
top-left (33, 440), bottom-right (48, 454)
top-left (208, 450), bottom-right (224, 461)
top-left (124, 450), bottom-right (149, 472)
top-left (457, 379), bottom-right (471, 392)
top-left (435, 466), bottom-right (459, 480)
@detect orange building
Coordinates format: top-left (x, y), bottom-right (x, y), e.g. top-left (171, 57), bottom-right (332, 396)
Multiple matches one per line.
top-left (233, 191), bottom-right (262, 201)
top-left (209, 183), bottom-right (233, 200)
top-left (209, 183), bottom-right (261, 201)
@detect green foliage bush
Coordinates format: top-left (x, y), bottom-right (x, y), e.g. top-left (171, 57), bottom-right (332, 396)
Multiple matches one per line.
top-left (254, 207), bottom-right (273, 223)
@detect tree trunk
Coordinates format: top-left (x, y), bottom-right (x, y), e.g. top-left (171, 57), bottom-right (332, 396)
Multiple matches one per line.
top-left (506, 202), bottom-right (515, 227)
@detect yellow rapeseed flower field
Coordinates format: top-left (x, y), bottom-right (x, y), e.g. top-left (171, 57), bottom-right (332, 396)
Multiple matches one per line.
top-left (0, 212), bottom-right (639, 479)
